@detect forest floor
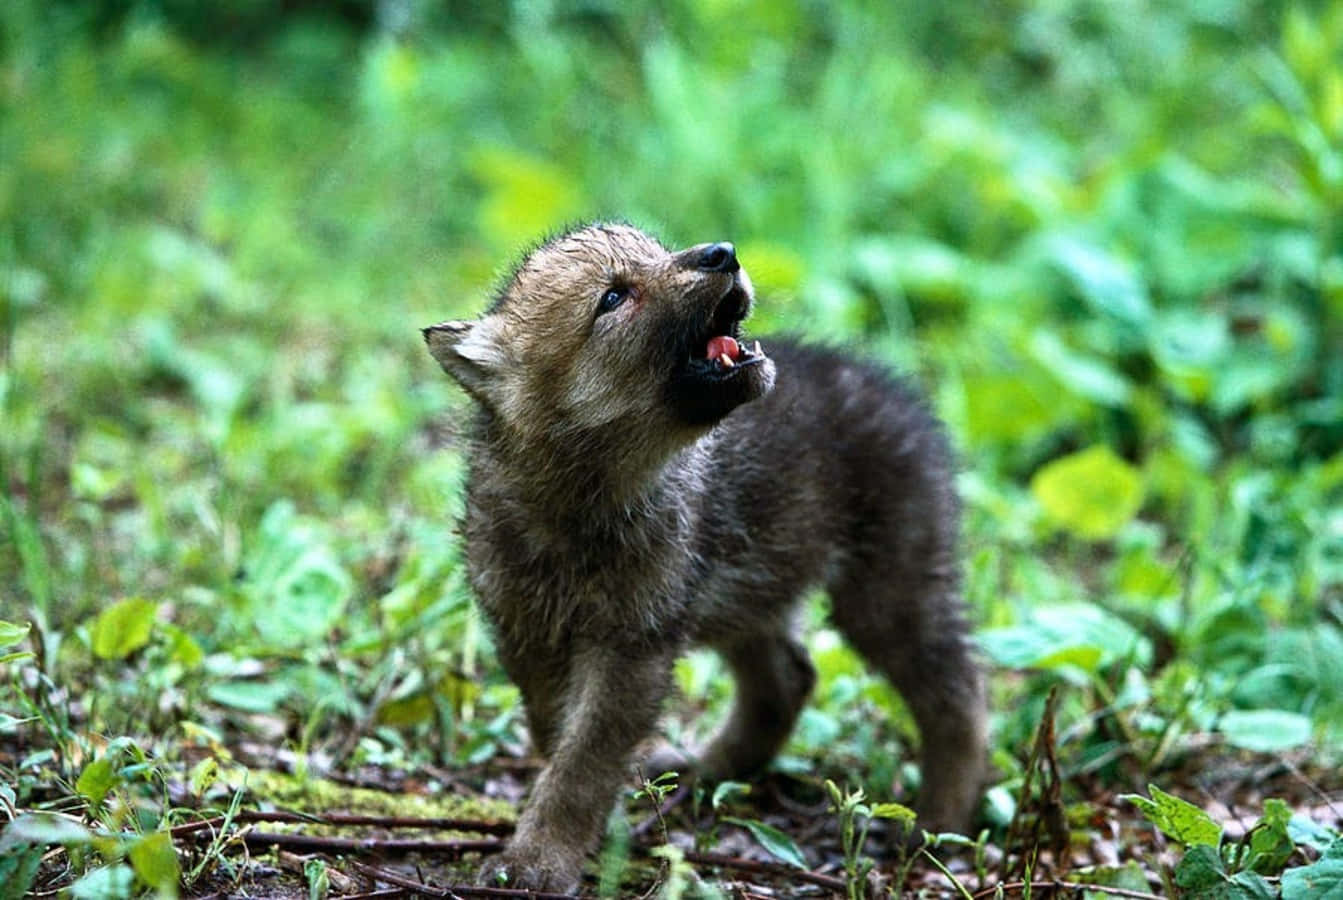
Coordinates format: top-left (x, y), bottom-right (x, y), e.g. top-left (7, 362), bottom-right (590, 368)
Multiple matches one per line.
top-left (7, 712), bottom-right (1341, 898)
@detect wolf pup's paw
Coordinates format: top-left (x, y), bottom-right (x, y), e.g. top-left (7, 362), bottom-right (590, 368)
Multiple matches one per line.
top-left (477, 848), bottom-right (581, 894)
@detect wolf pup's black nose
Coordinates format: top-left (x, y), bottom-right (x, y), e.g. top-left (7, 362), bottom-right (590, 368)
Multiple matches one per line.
top-left (697, 242), bottom-right (739, 273)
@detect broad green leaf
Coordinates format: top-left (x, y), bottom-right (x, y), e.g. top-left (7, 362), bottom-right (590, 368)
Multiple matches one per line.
top-left (964, 372), bottom-right (1066, 443)
top-left (128, 832), bottom-right (179, 891)
top-left (376, 691), bottom-right (437, 727)
top-left (90, 598), bottom-right (157, 660)
top-left (1123, 785), bottom-right (1222, 848)
top-left (1149, 310), bottom-right (1229, 404)
top-left (162, 624), bottom-right (204, 669)
top-left (1044, 233), bottom-right (1153, 326)
top-left (1218, 709), bottom-right (1313, 753)
top-left (1175, 845), bottom-right (1275, 899)
top-left (724, 817), bottom-right (807, 869)
top-left (0, 620), bottom-right (30, 649)
top-left (243, 501), bottom-right (352, 649)
top-left (206, 679), bottom-right (291, 713)
top-left (0, 846), bottom-right (42, 900)
top-left (1067, 861), bottom-right (1151, 896)
top-left (1029, 330), bottom-right (1133, 407)
top-left (1288, 815), bottom-right (1341, 853)
top-left (1174, 844), bottom-right (1226, 889)
top-left (70, 864), bottom-right (134, 900)
top-left (978, 603), bottom-right (1149, 675)
top-left (1282, 839), bottom-right (1343, 899)
top-left (76, 757), bottom-right (119, 807)
top-left (1031, 445), bottom-right (1144, 540)
top-left (0, 813), bottom-right (94, 851)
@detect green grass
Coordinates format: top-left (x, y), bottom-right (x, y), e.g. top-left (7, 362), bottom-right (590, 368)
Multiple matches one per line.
top-left (2, 0), bottom-right (1341, 895)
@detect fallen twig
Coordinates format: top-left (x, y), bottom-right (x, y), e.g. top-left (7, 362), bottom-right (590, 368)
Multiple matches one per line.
top-left (678, 848), bottom-right (848, 893)
top-left (239, 830), bottom-right (504, 857)
top-left (345, 859), bottom-right (582, 899)
top-left (170, 810), bottom-right (515, 839)
top-left (972, 879), bottom-right (1165, 900)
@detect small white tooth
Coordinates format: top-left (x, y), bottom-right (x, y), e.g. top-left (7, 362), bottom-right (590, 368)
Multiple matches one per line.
top-left (753, 340), bottom-right (762, 356)
top-left (719, 353), bottom-right (735, 368)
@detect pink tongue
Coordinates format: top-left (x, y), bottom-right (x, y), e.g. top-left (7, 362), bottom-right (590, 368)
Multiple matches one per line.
top-left (706, 335), bottom-right (740, 361)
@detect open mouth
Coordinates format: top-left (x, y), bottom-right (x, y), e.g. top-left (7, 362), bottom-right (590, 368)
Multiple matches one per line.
top-left (665, 278), bottom-right (774, 425)
top-left (681, 283), bottom-right (768, 381)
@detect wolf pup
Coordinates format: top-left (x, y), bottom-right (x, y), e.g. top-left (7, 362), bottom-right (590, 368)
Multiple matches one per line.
top-left (423, 223), bottom-right (987, 892)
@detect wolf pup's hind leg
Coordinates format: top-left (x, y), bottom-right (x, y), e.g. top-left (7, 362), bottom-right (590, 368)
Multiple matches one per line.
top-left (829, 566), bottom-right (987, 836)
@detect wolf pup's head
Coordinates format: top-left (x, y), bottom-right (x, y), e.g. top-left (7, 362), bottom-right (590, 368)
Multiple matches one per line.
top-left (424, 223), bottom-right (775, 450)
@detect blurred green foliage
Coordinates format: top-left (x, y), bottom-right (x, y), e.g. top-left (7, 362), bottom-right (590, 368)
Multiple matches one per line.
top-left (1, 0), bottom-right (1341, 854)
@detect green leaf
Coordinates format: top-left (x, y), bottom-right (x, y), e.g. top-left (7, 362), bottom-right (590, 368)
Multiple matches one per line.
top-left (1288, 815), bottom-right (1341, 853)
top-left (0, 813), bottom-right (94, 851)
top-left (1122, 785), bottom-right (1222, 848)
top-left (710, 780), bottom-right (750, 810)
top-left (206, 679), bottom-right (291, 713)
top-left (868, 802), bottom-right (918, 830)
top-left (1031, 445), bottom-right (1144, 540)
top-left (1175, 845), bottom-right (1275, 899)
top-left (76, 756), bottom-right (120, 807)
top-left (162, 623), bottom-right (204, 669)
top-left (1044, 233), bottom-right (1153, 326)
top-left (128, 832), bottom-right (179, 891)
top-left (189, 757), bottom-right (218, 797)
top-left (1067, 861), bottom-right (1151, 896)
top-left (724, 817), bottom-right (807, 869)
top-left (0, 620), bottom-right (30, 649)
top-left (0, 846), bottom-right (42, 900)
top-left (1029, 331), bottom-right (1133, 407)
top-left (978, 603), bottom-right (1150, 674)
top-left (1245, 798), bottom-right (1296, 876)
top-left (70, 864), bottom-right (134, 900)
top-left (1218, 709), bottom-right (1313, 753)
top-left (242, 501), bottom-right (352, 649)
top-left (1174, 842), bottom-right (1228, 888)
top-left (90, 597), bottom-right (157, 660)
top-left (305, 857), bottom-right (330, 900)
top-left (1282, 839), bottom-right (1343, 899)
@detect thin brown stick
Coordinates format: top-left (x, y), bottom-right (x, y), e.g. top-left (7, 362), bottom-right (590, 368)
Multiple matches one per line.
top-left (239, 830), bottom-right (504, 857)
top-left (345, 859), bottom-right (582, 899)
top-left (972, 880), bottom-right (1165, 900)
top-left (170, 810), bottom-right (515, 838)
top-left (679, 849), bottom-right (848, 893)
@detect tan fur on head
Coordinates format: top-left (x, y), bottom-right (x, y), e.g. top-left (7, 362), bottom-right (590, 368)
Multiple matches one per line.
top-left (425, 222), bottom-right (773, 468)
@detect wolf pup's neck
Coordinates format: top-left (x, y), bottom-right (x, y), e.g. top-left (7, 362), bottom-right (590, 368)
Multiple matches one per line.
top-left (469, 408), bottom-right (714, 526)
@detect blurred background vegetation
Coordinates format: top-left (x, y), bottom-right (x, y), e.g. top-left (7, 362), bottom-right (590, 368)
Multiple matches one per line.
top-left (2, 0), bottom-right (1341, 861)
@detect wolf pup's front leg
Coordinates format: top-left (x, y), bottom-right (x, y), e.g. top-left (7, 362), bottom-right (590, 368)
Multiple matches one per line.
top-left (478, 646), bottom-right (675, 893)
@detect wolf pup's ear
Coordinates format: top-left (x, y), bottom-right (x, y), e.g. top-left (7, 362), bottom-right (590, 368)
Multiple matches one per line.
top-left (422, 318), bottom-right (509, 405)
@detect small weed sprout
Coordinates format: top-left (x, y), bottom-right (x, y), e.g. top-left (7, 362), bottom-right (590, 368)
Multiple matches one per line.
top-left (825, 779), bottom-right (917, 900)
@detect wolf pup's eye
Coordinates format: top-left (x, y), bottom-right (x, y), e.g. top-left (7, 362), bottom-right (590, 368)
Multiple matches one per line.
top-left (597, 287), bottom-right (628, 315)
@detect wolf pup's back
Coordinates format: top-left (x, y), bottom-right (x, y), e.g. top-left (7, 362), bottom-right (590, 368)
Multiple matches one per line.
top-left (424, 224), bottom-right (987, 893)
